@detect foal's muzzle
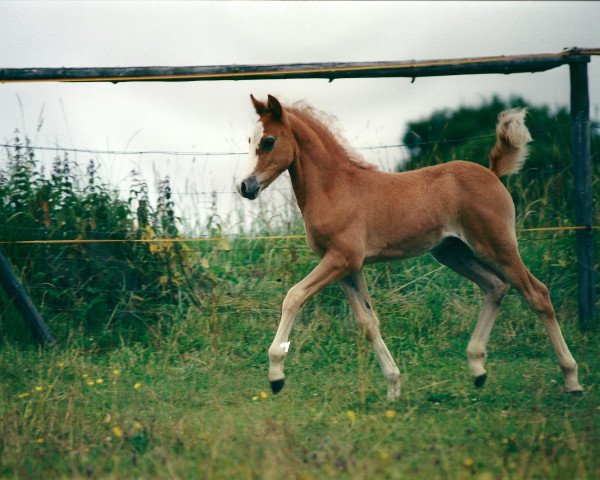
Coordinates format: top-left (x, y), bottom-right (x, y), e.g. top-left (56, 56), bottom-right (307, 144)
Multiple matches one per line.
top-left (239, 175), bottom-right (261, 200)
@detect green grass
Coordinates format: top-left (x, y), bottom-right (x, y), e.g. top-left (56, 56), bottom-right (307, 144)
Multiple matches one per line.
top-left (1, 232), bottom-right (599, 479)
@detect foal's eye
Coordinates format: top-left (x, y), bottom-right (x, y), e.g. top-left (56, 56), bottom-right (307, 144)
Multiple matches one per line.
top-left (261, 136), bottom-right (276, 152)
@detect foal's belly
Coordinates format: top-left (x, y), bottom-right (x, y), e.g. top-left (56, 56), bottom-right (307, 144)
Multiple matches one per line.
top-left (363, 229), bottom-right (446, 264)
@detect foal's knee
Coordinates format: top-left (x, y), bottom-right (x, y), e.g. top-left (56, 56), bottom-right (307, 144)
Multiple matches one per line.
top-left (282, 285), bottom-right (305, 315)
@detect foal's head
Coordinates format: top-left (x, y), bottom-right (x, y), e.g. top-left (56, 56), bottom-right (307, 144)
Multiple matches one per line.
top-left (237, 95), bottom-right (296, 200)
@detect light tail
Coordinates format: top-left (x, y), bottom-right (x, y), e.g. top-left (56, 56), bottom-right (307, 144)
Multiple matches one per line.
top-left (489, 108), bottom-right (532, 177)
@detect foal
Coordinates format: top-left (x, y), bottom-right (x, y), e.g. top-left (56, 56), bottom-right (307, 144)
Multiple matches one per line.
top-left (237, 95), bottom-right (582, 401)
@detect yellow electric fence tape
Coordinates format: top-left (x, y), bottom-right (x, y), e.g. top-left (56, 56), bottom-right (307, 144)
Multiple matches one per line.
top-left (0, 227), bottom-right (597, 245)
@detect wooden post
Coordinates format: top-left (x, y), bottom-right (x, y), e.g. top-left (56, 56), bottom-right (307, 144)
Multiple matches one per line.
top-left (0, 249), bottom-right (55, 344)
top-left (569, 60), bottom-right (596, 329)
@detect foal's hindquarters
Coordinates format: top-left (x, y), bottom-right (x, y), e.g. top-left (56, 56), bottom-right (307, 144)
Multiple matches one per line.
top-left (347, 162), bottom-right (583, 399)
top-left (426, 163), bottom-right (583, 394)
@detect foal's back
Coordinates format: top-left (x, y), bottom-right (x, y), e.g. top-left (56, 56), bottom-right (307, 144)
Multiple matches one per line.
top-left (354, 160), bottom-right (516, 262)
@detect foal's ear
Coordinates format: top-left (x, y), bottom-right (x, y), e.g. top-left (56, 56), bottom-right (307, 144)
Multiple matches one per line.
top-left (251, 94), bottom-right (268, 116)
top-left (267, 95), bottom-right (284, 121)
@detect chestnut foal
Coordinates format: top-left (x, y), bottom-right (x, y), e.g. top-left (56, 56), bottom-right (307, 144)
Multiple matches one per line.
top-left (237, 95), bottom-right (582, 401)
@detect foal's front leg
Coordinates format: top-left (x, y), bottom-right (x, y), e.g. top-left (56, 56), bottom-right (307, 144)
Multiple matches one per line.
top-left (340, 270), bottom-right (402, 401)
top-left (268, 252), bottom-right (350, 393)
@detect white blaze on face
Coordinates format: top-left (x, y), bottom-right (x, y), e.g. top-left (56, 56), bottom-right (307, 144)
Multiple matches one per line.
top-left (235, 121), bottom-right (264, 188)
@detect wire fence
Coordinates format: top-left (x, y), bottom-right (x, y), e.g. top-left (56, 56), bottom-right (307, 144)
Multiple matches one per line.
top-left (0, 227), bottom-right (598, 246)
top-left (0, 120), bottom-right (596, 248)
top-left (0, 118), bottom-right (597, 334)
top-left (3, 121), bottom-right (590, 159)
top-left (0, 121), bottom-right (594, 235)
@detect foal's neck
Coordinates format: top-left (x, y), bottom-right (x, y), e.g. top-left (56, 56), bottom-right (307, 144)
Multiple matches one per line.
top-left (287, 112), bottom-right (351, 212)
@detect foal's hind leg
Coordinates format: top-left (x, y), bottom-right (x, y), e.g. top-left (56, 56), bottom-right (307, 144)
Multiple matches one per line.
top-left (432, 238), bottom-right (509, 387)
top-left (340, 270), bottom-right (402, 401)
top-left (487, 251), bottom-right (583, 393)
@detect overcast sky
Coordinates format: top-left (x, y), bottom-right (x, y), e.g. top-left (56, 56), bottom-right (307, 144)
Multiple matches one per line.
top-left (1, 1), bottom-right (598, 233)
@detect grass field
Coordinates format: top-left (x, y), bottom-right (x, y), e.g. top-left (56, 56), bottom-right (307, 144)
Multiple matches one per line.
top-left (0, 232), bottom-right (599, 479)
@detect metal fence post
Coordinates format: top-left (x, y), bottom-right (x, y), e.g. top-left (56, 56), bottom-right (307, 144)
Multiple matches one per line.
top-left (569, 60), bottom-right (596, 329)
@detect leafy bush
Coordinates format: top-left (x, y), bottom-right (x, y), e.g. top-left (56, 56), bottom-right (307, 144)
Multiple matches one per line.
top-left (0, 133), bottom-right (209, 346)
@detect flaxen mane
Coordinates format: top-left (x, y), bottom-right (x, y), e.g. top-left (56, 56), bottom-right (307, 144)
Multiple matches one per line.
top-left (287, 102), bottom-right (378, 171)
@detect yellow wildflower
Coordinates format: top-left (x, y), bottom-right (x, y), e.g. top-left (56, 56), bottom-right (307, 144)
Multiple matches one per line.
top-left (87, 380), bottom-right (95, 386)
top-left (34, 386), bottom-right (43, 392)
top-left (95, 378), bottom-right (104, 384)
top-left (260, 391), bottom-right (268, 399)
top-left (378, 451), bottom-right (389, 461)
top-left (218, 239), bottom-right (231, 251)
top-left (346, 410), bottom-right (356, 422)
top-left (477, 473), bottom-right (495, 480)
top-left (112, 369), bottom-right (120, 376)
top-left (133, 421), bottom-right (143, 430)
top-left (112, 426), bottom-right (124, 438)
top-left (252, 396), bottom-right (259, 401)
top-left (82, 373), bottom-right (89, 379)
top-left (57, 362), bottom-right (65, 368)
top-left (384, 409), bottom-right (397, 419)
top-left (463, 458), bottom-right (474, 467)
top-left (34, 438), bottom-right (45, 444)
top-left (18, 392), bottom-right (30, 398)
top-left (133, 382), bottom-right (142, 389)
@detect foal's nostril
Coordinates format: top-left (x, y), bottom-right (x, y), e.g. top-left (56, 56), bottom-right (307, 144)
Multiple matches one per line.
top-left (240, 176), bottom-right (260, 199)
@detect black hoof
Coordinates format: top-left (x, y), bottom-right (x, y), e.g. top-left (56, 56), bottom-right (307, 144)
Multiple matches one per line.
top-left (567, 389), bottom-right (583, 396)
top-left (474, 374), bottom-right (487, 389)
top-left (270, 379), bottom-right (285, 394)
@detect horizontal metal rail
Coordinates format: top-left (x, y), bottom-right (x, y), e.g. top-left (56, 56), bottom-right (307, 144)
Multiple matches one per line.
top-left (1, 49), bottom-right (596, 84)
